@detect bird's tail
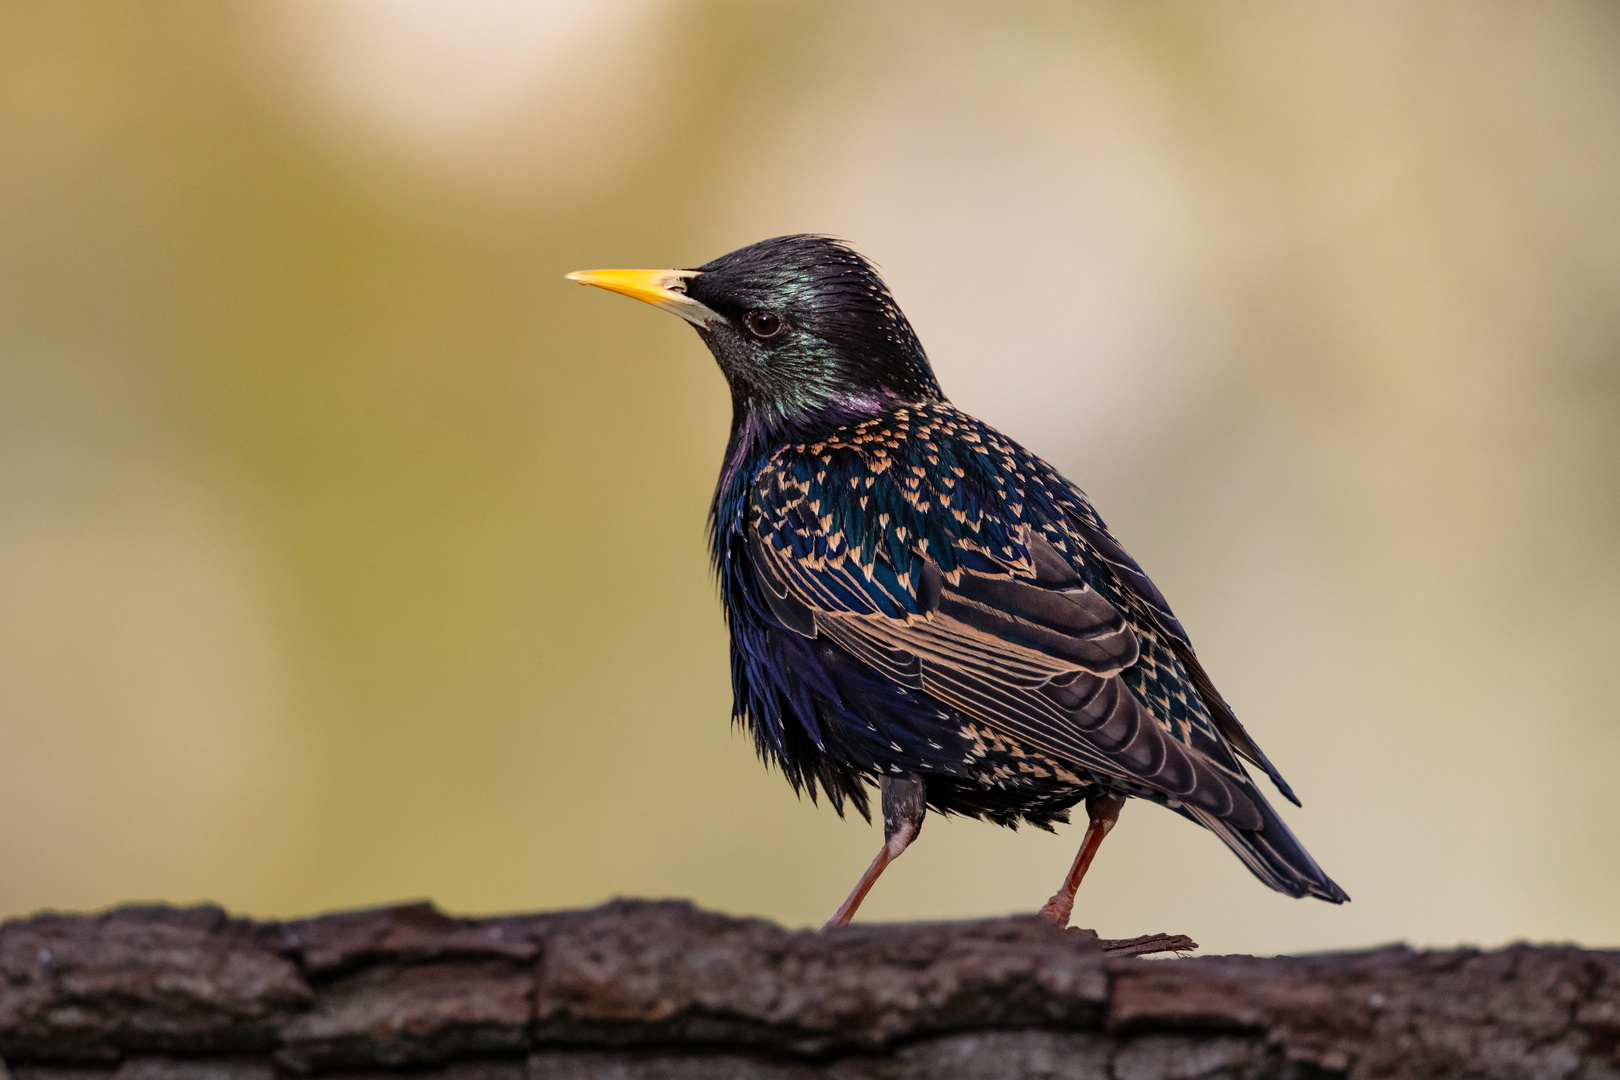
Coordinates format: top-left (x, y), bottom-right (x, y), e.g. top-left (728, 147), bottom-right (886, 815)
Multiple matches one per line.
top-left (1183, 789), bottom-right (1349, 903)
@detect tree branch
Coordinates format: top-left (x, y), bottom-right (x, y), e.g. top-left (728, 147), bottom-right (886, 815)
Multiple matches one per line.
top-left (0, 901), bottom-right (1615, 1078)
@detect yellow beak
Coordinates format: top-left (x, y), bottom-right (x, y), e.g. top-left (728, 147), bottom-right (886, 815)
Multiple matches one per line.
top-left (565, 268), bottom-right (719, 327)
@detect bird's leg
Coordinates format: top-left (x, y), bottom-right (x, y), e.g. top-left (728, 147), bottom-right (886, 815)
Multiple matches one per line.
top-left (823, 772), bottom-right (927, 930)
top-left (1039, 793), bottom-right (1127, 928)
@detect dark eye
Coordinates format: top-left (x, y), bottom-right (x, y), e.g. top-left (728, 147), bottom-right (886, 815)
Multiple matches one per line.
top-left (744, 310), bottom-right (783, 339)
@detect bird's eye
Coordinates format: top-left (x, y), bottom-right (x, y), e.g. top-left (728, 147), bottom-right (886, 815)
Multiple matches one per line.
top-left (744, 310), bottom-right (784, 339)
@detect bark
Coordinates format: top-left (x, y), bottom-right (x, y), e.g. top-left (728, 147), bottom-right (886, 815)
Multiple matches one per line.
top-left (0, 900), bottom-right (1615, 1079)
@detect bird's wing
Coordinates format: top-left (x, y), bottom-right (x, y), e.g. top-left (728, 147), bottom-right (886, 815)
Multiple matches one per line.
top-left (744, 412), bottom-right (1268, 828)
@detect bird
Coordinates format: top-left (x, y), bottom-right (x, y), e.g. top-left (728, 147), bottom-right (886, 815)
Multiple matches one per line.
top-left (567, 235), bottom-right (1347, 930)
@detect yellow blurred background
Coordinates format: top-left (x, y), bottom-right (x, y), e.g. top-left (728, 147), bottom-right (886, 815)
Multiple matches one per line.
top-left (2, 1), bottom-right (1617, 957)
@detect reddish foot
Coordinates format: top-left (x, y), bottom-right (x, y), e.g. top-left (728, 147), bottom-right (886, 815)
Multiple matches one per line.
top-left (1038, 892), bottom-right (1074, 928)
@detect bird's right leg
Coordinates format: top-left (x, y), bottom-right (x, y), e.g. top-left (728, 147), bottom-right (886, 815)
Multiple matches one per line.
top-left (823, 772), bottom-right (927, 929)
top-left (1039, 793), bottom-right (1126, 928)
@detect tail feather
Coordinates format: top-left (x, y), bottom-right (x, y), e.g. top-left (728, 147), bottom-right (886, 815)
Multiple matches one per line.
top-left (1183, 789), bottom-right (1349, 903)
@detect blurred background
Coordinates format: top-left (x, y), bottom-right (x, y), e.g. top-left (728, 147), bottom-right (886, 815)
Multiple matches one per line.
top-left (1, 0), bottom-right (1617, 957)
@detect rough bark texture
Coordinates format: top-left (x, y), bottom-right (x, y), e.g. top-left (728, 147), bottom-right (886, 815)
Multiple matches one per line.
top-left (0, 901), bottom-right (1616, 1079)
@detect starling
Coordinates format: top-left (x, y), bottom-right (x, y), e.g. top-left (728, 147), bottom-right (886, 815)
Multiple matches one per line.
top-left (568, 235), bottom-right (1347, 928)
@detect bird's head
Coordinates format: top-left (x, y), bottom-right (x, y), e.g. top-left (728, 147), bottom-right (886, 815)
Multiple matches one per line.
top-left (568, 235), bottom-right (943, 439)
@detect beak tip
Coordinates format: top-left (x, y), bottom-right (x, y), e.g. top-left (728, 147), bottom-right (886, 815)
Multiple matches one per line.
top-left (564, 270), bottom-right (587, 283)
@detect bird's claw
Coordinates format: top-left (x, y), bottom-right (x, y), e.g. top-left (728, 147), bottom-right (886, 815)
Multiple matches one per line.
top-left (1038, 893), bottom-right (1073, 928)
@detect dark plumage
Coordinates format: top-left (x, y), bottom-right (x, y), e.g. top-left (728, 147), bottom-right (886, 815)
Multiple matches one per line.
top-left (568, 236), bottom-right (1347, 926)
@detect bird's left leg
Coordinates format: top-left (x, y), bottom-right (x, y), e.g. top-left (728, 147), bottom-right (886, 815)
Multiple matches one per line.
top-left (823, 772), bottom-right (927, 929)
top-left (1039, 793), bottom-right (1127, 928)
